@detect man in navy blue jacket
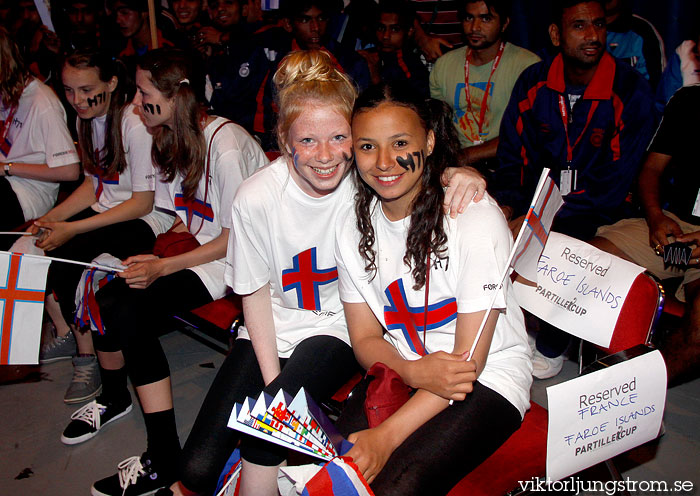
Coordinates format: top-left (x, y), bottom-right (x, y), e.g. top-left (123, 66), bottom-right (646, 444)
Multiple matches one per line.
top-left (492, 0), bottom-right (655, 378)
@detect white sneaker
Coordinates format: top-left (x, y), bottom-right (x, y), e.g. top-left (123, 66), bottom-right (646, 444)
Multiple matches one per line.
top-left (532, 351), bottom-right (564, 379)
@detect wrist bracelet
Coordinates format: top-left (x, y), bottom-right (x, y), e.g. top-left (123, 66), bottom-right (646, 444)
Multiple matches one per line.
top-left (3, 162), bottom-right (11, 176)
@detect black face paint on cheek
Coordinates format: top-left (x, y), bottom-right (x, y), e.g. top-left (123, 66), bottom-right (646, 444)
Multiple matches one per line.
top-left (87, 91), bottom-right (106, 107)
top-left (155, 104), bottom-right (161, 115)
top-left (143, 103), bottom-right (155, 114)
top-left (396, 150), bottom-right (425, 172)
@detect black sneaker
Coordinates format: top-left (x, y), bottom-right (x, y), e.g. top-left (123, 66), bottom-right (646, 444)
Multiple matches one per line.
top-left (91, 453), bottom-right (171, 496)
top-left (61, 395), bottom-right (132, 445)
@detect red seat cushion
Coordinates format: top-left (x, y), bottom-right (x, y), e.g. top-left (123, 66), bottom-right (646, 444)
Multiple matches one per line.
top-left (447, 401), bottom-right (548, 496)
top-left (190, 293), bottom-right (242, 331)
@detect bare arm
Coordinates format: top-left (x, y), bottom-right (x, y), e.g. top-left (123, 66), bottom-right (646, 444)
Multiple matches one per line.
top-left (638, 152), bottom-right (682, 248)
top-left (459, 138), bottom-right (499, 166)
top-left (33, 175), bottom-right (96, 224)
top-left (411, 19), bottom-right (452, 62)
top-left (35, 191), bottom-right (155, 251)
top-left (1, 161), bottom-right (80, 182)
top-left (119, 226), bottom-right (229, 289)
top-left (243, 283), bottom-right (281, 385)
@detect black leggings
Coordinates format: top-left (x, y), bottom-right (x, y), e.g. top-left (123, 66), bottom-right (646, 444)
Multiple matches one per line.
top-left (93, 270), bottom-right (212, 386)
top-left (336, 379), bottom-right (522, 496)
top-left (0, 177), bottom-right (27, 250)
top-left (179, 336), bottom-right (359, 494)
top-left (46, 208), bottom-right (155, 324)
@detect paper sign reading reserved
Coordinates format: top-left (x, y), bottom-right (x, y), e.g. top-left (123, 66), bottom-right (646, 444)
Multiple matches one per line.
top-left (546, 350), bottom-right (666, 481)
top-left (513, 232), bottom-right (645, 347)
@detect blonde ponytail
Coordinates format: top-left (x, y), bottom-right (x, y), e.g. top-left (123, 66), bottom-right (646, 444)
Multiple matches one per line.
top-left (274, 50), bottom-right (357, 153)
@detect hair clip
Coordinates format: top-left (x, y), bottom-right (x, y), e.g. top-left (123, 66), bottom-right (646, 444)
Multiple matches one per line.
top-left (179, 78), bottom-right (190, 85)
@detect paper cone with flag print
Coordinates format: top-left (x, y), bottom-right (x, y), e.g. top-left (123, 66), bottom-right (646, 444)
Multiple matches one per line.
top-left (0, 251), bottom-right (51, 364)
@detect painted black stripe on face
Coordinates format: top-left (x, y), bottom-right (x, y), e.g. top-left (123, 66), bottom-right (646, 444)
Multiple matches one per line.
top-left (87, 91), bottom-right (107, 107)
top-left (396, 150), bottom-right (425, 172)
top-left (143, 103), bottom-right (162, 115)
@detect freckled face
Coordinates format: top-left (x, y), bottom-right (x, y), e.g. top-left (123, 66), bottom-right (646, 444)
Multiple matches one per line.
top-left (62, 65), bottom-right (115, 119)
top-left (133, 68), bottom-right (175, 128)
top-left (353, 103), bottom-right (434, 218)
top-left (284, 105), bottom-right (352, 198)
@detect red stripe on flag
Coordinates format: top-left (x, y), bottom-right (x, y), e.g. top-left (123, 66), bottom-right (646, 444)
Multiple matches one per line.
top-left (305, 465), bottom-right (335, 496)
top-left (0, 254), bottom-right (45, 363)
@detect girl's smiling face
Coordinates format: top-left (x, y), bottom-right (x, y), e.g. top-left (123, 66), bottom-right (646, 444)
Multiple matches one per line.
top-left (353, 102), bottom-right (434, 220)
top-left (133, 68), bottom-right (175, 128)
top-left (62, 64), bottom-right (116, 119)
top-left (284, 104), bottom-right (352, 198)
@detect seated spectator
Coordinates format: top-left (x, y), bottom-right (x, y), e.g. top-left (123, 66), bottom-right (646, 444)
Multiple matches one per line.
top-left (592, 85), bottom-right (700, 386)
top-left (335, 82), bottom-right (531, 494)
top-left (605, 0), bottom-right (665, 90)
top-left (0, 28), bottom-right (80, 250)
top-left (277, 0), bottom-right (371, 90)
top-left (170, 0), bottom-right (208, 51)
top-left (196, 0), bottom-right (246, 58)
top-left (9, 0), bottom-right (62, 82)
top-left (246, 0), bottom-right (372, 148)
top-left (205, 0), bottom-right (278, 139)
top-left (430, 0), bottom-right (539, 172)
top-left (55, 0), bottom-right (103, 52)
top-left (656, 31), bottom-right (700, 113)
top-left (492, 0), bottom-right (655, 378)
top-left (162, 50), bottom-right (484, 496)
top-left (34, 50), bottom-right (172, 405)
top-left (359, 0), bottom-right (430, 98)
top-left (60, 48), bottom-right (267, 496)
top-left (111, 0), bottom-right (173, 62)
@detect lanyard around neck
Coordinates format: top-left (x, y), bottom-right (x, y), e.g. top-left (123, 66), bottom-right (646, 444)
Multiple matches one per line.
top-left (557, 94), bottom-right (599, 163)
top-left (463, 41), bottom-right (505, 142)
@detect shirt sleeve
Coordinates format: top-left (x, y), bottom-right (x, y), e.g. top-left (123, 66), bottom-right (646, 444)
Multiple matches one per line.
top-left (454, 201), bottom-right (510, 313)
top-left (226, 186), bottom-right (270, 294)
top-left (124, 110), bottom-right (156, 192)
top-left (648, 85), bottom-right (685, 157)
top-left (335, 214), bottom-right (365, 304)
top-left (34, 99), bottom-right (79, 168)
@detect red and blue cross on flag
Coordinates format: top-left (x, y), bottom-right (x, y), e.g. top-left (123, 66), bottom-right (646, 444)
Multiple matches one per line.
top-left (282, 248), bottom-right (338, 311)
top-left (174, 193), bottom-right (214, 230)
top-left (383, 278), bottom-right (457, 356)
top-left (0, 252), bottom-right (50, 364)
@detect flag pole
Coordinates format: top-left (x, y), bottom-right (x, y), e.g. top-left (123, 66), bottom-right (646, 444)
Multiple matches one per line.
top-left (0, 232), bottom-right (33, 236)
top-left (1, 251), bottom-right (123, 273)
top-left (147, 0), bottom-right (159, 49)
top-left (466, 168), bottom-right (552, 361)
